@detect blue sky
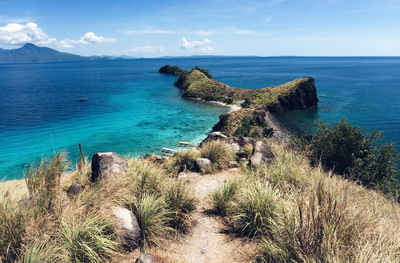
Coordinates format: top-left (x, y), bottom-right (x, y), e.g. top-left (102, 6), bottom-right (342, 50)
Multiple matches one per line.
top-left (0, 0), bottom-right (399, 56)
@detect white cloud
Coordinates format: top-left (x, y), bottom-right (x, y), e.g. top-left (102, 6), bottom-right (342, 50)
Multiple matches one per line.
top-left (0, 22), bottom-right (56, 45)
top-left (234, 30), bottom-right (256, 35)
top-left (0, 22), bottom-right (116, 48)
top-left (195, 30), bottom-right (218, 36)
top-left (80, 32), bottom-right (116, 44)
top-left (180, 37), bottom-right (213, 51)
top-left (128, 45), bottom-right (165, 53)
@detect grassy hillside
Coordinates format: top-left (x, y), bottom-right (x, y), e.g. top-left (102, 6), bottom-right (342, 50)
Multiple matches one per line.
top-left (1, 139), bottom-right (399, 262)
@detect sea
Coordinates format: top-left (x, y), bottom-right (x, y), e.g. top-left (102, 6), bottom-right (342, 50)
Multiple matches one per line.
top-left (1, 57), bottom-right (399, 179)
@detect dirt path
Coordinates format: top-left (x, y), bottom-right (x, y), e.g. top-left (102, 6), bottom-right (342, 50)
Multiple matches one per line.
top-left (158, 168), bottom-right (255, 263)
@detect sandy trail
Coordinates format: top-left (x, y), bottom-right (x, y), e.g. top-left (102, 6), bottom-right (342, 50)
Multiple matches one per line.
top-left (157, 168), bottom-right (255, 263)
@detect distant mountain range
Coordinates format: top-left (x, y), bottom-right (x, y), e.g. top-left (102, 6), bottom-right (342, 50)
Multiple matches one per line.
top-left (0, 43), bottom-right (124, 63)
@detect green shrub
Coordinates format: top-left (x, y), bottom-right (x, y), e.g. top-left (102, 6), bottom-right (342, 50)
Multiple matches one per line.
top-left (58, 214), bottom-right (118, 263)
top-left (165, 149), bottom-right (200, 174)
top-left (164, 181), bottom-right (197, 232)
top-left (234, 116), bottom-right (252, 137)
top-left (200, 141), bottom-right (235, 171)
top-left (241, 99), bottom-right (252, 108)
top-left (0, 200), bottom-right (28, 263)
top-left (133, 195), bottom-right (171, 248)
top-left (300, 119), bottom-right (399, 199)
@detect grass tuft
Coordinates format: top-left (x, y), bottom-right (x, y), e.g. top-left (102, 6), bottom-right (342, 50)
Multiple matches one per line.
top-left (165, 149), bottom-right (200, 174)
top-left (200, 141), bottom-right (235, 172)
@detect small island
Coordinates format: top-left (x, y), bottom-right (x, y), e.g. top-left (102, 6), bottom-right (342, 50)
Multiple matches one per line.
top-left (162, 65), bottom-right (318, 137)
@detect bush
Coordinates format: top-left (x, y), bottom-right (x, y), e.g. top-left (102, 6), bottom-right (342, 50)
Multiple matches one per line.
top-left (299, 119), bottom-right (399, 199)
top-left (58, 214), bottom-right (118, 263)
top-left (164, 181), bottom-right (197, 232)
top-left (0, 200), bottom-right (28, 263)
top-left (200, 141), bottom-right (235, 171)
top-left (241, 99), bottom-right (252, 108)
top-left (233, 116), bottom-right (252, 137)
top-left (165, 149), bottom-right (200, 174)
top-left (133, 195), bottom-right (171, 248)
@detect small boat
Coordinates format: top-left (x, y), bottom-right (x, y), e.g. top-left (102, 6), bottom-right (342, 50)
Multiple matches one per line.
top-left (160, 148), bottom-right (177, 155)
top-left (78, 98), bottom-right (89, 102)
top-left (177, 141), bottom-right (190, 147)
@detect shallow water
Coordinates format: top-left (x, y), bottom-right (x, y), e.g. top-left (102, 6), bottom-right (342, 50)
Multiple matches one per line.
top-left (1, 57), bottom-right (399, 179)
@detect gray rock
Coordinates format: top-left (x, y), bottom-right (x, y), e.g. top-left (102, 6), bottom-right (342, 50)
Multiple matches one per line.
top-left (200, 131), bottom-right (229, 146)
top-left (67, 183), bottom-right (82, 197)
top-left (112, 206), bottom-right (141, 249)
top-left (195, 158), bottom-right (212, 171)
top-left (250, 141), bottom-right (275, 167)
top-left (230, 142), bottom-right (241, 153)
top-left (235, 136), bottom-right (254, 147)
top-left (136, 253), bottom-right (157, 263)
top-left (91, 152), bottom-right (128, 182)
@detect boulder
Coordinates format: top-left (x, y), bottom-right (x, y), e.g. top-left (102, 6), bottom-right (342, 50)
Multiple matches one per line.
top-left (91, 152), bottom-right (128, 182)
top-left (200, 131), bottom-right (229, 146)
top-left (235, 136), bottom-right (254, 147)
top-left (112, 206), bottom-right (141, 249)
top-left (250, 141), bottom-right (275, 167)
top-left (195, 158), bottom-right (212, 171)
top-left (136, 253), bottom-right (157, 263)
top-left (230, 142), bottom-right (241, 153)
top-left (67, 183), bottom-right (82, 197)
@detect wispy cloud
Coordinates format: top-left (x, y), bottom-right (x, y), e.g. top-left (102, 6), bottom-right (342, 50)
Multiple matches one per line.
top-left (234, 30), bottom-right (256, 35)
top-left (124, 29), bottom-right (176, 35)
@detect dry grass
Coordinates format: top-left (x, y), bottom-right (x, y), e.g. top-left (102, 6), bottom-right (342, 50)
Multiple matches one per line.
top-left (200, 140), bottom-right (235, 172)
top-left (213, 141), bottom-right (400, 263)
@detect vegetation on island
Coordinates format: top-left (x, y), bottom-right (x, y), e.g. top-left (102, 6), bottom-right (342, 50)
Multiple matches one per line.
top-left (158, 65), bottom-right (183, 76)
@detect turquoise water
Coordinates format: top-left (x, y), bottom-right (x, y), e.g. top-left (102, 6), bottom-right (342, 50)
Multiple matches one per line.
top-left (1, 57), bottom-right (400, 179)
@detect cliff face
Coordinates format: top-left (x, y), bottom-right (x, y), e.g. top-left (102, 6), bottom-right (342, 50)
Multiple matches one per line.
top-left (173, 68), bottom-right (318, 136)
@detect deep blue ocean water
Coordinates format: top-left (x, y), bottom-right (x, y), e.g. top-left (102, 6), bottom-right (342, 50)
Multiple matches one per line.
top-left (1, 57), bottom-right (399, 179)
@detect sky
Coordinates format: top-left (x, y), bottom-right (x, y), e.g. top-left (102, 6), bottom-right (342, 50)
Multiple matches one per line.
top-left (0, 0), bottom-right (399, 57)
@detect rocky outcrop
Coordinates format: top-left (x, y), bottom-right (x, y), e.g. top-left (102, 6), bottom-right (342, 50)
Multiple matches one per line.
top-left (158, 65), bottom-right (183, 76)
top-left (91, 152), bottom-right (128, 182)
top-left (67, 183), bottom-right (82, 197)
top-left (135, 253), bottom-right (158, 263)
top-left (200, 131), bottom-right (229, 147)
top-left (195, 158), bottom-right (212, 172)
top-left (112, 206), bottom-right (141, 249)
top-left (250, 141), bottom-right (275, 167)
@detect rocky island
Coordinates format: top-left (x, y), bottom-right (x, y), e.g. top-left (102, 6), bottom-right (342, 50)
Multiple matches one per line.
top-left (164, 65), bottom-right (318, 137)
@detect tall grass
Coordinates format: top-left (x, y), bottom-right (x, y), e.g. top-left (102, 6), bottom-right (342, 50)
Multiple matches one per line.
top-left (230, 182), bottom-right (282, 238)
top-left (18, 241), bottom-right (65, 263)
top-left (200, 141), bottom-right (235, 172)
top-left (58, 213), bottom-right (118, 263)
top-left (211, 178), bottom-right (241, 216)
top-left (0, 200), bottom-right (28, 263)
top-left (133, 195), bottom-right (172, 248)
top-left (164, 181), bottom-right (197, 232)
top-left (165, 149), bottom-right (200, 174)
top-left (24, 152), bottom-right (67, 212)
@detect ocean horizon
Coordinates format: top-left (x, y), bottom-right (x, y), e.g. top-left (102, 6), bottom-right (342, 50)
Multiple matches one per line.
top-left (1, 56), bottom-right (399, 180)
